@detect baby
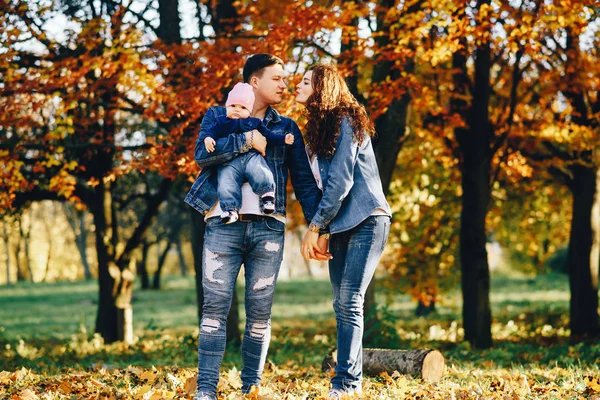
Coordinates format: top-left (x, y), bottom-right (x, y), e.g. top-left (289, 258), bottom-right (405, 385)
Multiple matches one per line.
top-left (201, 82), bottom-right (294, 223)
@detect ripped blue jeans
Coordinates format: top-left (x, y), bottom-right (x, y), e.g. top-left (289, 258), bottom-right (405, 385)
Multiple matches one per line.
top-left (196, 216), bottom-right (285, 398)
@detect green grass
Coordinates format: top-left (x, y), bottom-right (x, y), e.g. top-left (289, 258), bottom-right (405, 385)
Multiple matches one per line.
top-left (2, 273), bottom-right (600, 399)
top-left (0, 272), bottom-right (598, 375)
top-left (0, 277), bottom-right (335, 342)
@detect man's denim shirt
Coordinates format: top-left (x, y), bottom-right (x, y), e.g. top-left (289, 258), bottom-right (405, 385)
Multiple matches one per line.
top-left (311, 117), bottom-right (392, 234)
top-left (184, 106), bottom-right (321, 224)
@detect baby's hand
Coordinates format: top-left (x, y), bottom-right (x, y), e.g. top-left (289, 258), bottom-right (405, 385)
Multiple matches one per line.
top-left (284, 133), bottom-right (294, 145)
top-left (204, 137), bottom-right (216, 152)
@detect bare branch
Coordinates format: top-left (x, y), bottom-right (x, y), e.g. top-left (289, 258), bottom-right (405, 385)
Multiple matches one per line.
top-left (116, 177), bottom-right (172, 268)
top-left (124, 0), bottom-right (160, 37)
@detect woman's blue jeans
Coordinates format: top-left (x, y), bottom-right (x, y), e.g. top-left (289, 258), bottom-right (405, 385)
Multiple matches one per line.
top-left (196, 217), bottom-right (285, 398)
top-left (328, 215), bottom-right (391, 393)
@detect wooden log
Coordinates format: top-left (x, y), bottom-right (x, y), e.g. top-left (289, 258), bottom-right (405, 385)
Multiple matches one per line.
top-left (322, 348), bottom-right (444, 383)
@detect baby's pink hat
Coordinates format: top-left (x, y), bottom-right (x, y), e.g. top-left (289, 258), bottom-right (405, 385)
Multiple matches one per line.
top-left (226, 82), bottom-right (255, 111)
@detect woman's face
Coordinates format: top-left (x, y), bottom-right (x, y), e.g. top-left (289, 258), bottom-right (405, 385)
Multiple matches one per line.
top-left (295, 71), bottom-right (314, 105)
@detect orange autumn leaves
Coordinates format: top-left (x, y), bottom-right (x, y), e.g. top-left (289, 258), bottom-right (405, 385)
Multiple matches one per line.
top-left (3, 365), bottom-right (600, 399)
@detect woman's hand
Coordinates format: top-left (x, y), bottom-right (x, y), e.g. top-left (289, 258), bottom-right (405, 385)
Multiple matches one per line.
top-left (301, 231), bottom-right (332, 262)
top-left (315, 235), bottom-right (332, 261)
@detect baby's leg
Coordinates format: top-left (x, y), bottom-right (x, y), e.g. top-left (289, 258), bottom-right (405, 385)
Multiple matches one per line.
top-left (217, 158), bottom-right (245, 223)
top-left (245, 153), bottom-right (276, 214)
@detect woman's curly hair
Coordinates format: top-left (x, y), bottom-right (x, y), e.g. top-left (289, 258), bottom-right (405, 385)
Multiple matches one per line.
top-left (304, 63), bottom-right (375, 157)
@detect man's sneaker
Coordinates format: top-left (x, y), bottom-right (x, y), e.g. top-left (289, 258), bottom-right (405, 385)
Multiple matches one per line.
top-left (260, 193), bottom-right (275, 215)
top-left (221, 210), bottom-right (239, 224)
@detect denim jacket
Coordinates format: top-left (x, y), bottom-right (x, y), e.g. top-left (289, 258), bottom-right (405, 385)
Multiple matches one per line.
top-left (311, 117), bottom-right (392, 234)
top-left (184, 106), bottom-right (321, 223)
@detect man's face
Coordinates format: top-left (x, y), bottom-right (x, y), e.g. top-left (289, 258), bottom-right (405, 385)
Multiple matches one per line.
top-left (250, 64), bottom-right (287, 106)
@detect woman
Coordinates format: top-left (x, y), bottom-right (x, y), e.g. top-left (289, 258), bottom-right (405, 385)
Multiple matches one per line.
top-left (296, 64), bottom-right (392, 399)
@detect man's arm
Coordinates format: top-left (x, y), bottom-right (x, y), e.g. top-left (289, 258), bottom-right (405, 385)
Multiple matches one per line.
top-left (195, 107), bottom-right (254, 168)
top-left (287, 121), bottom-right (322, 224)
top-left (309, 117), bottom-right (358, 230)
top-left (256, 123), bottom-right (287, 145)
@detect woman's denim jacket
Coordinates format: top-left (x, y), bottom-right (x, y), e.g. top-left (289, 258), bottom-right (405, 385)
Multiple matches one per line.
top-left (311, 117), bottom-right (392, 234)
top-left (184, 106), bottom-right (321, 224)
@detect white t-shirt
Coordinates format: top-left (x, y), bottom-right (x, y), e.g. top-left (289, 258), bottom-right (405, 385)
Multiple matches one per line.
top-left (205, 183), bottom-right (286, 224)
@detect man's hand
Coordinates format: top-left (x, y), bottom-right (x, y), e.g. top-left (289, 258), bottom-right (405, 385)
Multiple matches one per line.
top-left (301, 230), bottom-right (319, 262)
top-left (204, 137), bottom-right (216, 153)
top-left (245, 129), bottom-right (266, 156)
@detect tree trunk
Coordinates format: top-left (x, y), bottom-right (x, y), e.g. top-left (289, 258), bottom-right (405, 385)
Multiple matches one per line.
top-left (138, 239), bottom-right (151, 290)
top-left (42, 232), bottom-right (52, 283)
top-left (415, 299), bottom-right (436, 317)
top-left (94, 182), bottom-right (125, 344)
top-left (566, 165), bottom-right (600, 338)
top-left (64, 204), bottom-right (92, 280)
top-left (77, 211), bottom-right (92, 280)
top-left (153, 240), bottom-right (172, 289)
top-left (23, 230), bottom-right (32, 281)
top-left (19, 216), bottom-right (32, 281)
top-left (453, 16), bottom-right (493, 348)
top-left (2, 223), bottom-right (10, 285)
top-left (322, 348), bottom-right (444, 383)
top-left (157, 0), bottom-right (182, 44)
top-left (562, 30), bottom-right (599, 339)
top-left (14, 232), bottom-right (25, 282)
top-left (93, 177), bottom-right (171, 344)
top-left (458, 154), bottom-right (492, 348)
top-left (175, 237), bottom-right (188, 276)
top-left (190, 207), bottom-right (206, 322)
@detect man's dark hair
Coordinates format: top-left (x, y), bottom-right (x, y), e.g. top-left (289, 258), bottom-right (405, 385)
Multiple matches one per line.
top-left (243, 54), bottom-right (284, 83)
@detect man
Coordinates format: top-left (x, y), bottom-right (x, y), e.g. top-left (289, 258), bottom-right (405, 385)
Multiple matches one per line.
top-left (185, 54), bottom-right (326, 400)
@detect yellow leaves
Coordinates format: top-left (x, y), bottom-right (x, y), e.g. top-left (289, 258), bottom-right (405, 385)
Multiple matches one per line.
top-left (585, 375), bottom-right (600, 393)
top-left (44, 154), bottom-right (62, 168)
top-left (138, 367), bottom-right (159, 384)
top-left (2, 358), bottom-right (600, 400)
top-left (14, 389), bottom-right (39, 400)
top-left (49, 166), bottom-right (77, 200)
top-left (225, 367), bottom-right (243, 390)
top-left (87, 177), bottom-right (100, 187)
top-left (184, 374), bottom-right (197, 395)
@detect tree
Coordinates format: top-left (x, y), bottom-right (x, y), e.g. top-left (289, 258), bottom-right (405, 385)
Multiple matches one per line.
top-left (0, 2), bottom-right (180, 342)
top-left (510, 4), bottom-right (600, 337)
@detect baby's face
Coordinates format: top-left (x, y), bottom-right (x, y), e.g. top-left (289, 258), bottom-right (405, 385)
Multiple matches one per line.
top-left (226, 104), bottom-right (251, 119)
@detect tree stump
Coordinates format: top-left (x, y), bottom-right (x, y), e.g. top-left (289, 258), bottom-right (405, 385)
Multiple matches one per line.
top-left (322, 348), bottom-right (444, 383)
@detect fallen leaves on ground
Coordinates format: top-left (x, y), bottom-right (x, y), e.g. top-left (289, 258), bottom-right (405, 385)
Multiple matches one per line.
top-left (2, 364), bottom-right (600, 399)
